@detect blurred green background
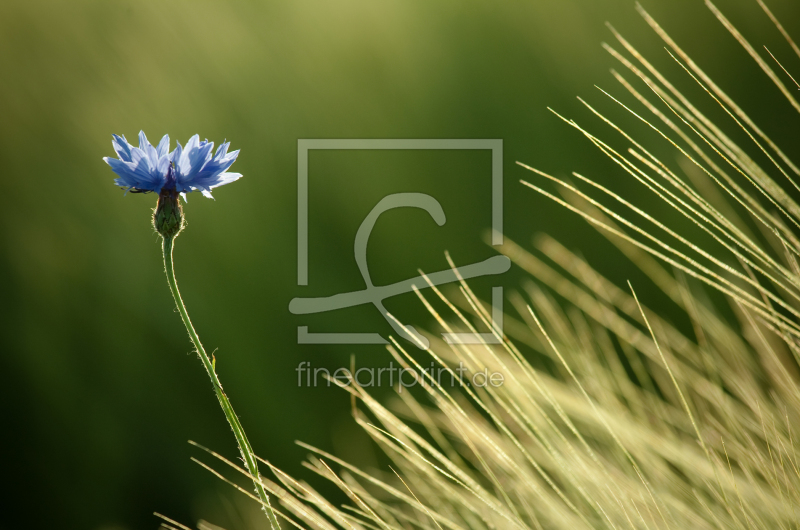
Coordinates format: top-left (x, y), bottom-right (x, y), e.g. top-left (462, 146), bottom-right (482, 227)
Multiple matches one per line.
top-left (2, 0), bottom-right (799, 528)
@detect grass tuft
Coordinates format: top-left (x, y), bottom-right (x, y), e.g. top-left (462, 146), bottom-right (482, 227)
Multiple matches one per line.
top-left (190, 2), bottom-right (800, 528)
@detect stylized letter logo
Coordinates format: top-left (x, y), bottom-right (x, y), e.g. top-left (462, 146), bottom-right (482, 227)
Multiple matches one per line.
top-left (290, 192), bottom-right (510, 348)
top-left (294, 139), bottom-right (505, 347)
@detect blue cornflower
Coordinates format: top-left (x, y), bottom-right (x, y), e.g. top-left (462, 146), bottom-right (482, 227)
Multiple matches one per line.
top-left (103, 131), bottom-right (242, 199)
top-left (105, 131), bottom-right (243, 238)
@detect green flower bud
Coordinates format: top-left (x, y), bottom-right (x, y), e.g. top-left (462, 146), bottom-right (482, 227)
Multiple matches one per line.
top-left (154, 188), bottom-right (184, 238)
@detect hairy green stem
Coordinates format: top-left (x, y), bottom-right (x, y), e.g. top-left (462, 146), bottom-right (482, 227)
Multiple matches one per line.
top-left (162, 235), bottom-right (280, 529)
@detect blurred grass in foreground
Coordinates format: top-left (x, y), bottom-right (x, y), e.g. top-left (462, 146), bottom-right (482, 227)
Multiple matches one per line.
top-left (183, 1), bottom-right (800, 529)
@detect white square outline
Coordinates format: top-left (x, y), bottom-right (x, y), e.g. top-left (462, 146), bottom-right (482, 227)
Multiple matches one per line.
top-left (296, 139), bottom-right (503, 346)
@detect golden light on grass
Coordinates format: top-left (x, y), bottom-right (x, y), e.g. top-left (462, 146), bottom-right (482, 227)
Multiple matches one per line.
top-left (183, 2), bottom-right (800, 528)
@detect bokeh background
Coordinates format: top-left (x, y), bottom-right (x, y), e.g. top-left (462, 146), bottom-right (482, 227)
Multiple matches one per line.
top-left (2, 0), bottom-right (799, 528)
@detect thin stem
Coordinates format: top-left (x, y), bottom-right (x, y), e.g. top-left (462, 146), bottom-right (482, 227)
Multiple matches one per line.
top-left (162, 235), bottom-right (280, 529)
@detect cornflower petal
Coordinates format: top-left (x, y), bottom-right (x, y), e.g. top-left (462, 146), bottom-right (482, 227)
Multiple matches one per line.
top-left (156, 134), bottom-right (170, 158)
top-left (112, 134), bottom-right (133, 162)
top-left (138, 131), bottom-right (160, 168)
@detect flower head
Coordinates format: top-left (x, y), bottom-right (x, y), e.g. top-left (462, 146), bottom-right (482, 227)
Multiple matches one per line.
top-left (103, 131), bottom-right (242, 199)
